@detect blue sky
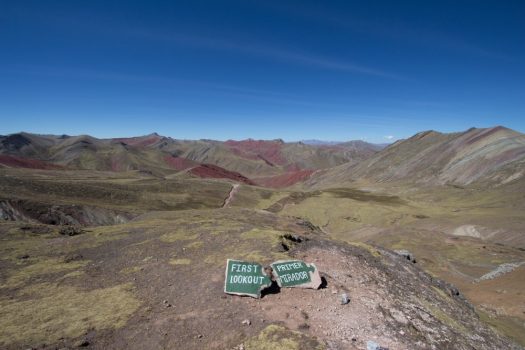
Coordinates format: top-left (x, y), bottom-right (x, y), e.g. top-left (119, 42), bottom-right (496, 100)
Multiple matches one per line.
top-left (1, 0), bottom-right (524, 143)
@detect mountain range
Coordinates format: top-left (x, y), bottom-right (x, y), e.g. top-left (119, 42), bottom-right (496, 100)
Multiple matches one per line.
top-left (2, 126), bottom-right (524, 189)
top-left (0, 132), bottom-right (381, 188)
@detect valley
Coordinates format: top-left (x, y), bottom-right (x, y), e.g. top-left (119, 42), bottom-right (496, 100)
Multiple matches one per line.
top-left (1, 127), bottom-right (524, 349)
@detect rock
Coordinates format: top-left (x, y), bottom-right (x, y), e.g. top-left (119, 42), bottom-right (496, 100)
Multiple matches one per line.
top-left (394, 250), bottom-right (416, 263)
top-left (341, 293), bottom-right (350, 305)
top-left (367, 340), bottom-right (389, 350)
top-left (449, 287), bottom-right (460, 296)
top-left (63, 253), bottom-right (83, 263)
top-left (74, 338), bottom-right (90, 347)
top-left (242, 319), bottom-right (251, 326)
top-left (59, 225), bottom-right (85, 236)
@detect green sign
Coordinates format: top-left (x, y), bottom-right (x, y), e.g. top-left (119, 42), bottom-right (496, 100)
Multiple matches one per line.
top-left (224, 259), bottom-right (272, 298)
top-left (271, 260), bottom-right (322, 289)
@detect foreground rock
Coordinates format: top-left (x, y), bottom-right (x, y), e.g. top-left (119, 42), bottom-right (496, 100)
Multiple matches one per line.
top-left (276, 238), bottom-right (523, 349)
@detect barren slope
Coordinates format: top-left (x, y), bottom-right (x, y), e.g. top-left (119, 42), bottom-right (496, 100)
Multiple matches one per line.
top-left (1, 206), bottom-right (519, 349)
top-left (307, 126), bottom-right (525, 188)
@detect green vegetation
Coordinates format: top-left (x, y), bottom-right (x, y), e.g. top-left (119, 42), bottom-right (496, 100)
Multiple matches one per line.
top-left (240, 228), bottom-right (287, 246)
top-left (244, 325), bottom-right (325, 350)
top-left (421, 299), bottom-right (468, 334)
top-left (120, 266), bottom-right (143, 274)
top-left (1, 257), bottom-right (88, 288)
top-left (160, 229), bottom-right (199, 243)
top-left (184, 240), bottom-right (203, 249)
top-left (431, 286), bottom-right (450, 300)
top-left (231, 185), bottom-right (290, 209)
top-left (170, 258), bottom-right (191, 265)
top-left (349, 242), bottom-right (381, 258)
top-left (0, 283), bottom-right (141, 346)
top-left (478, 309), bottom-right (525, 347)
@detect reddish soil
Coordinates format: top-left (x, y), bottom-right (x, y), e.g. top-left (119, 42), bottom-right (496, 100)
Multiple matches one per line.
top-left (110, 155), bottom-right (130, 172)
top-left (285, 163), bottom-right (304, 172)
top-left (0, 155), bottom-right (63, 170)
top-left (224, 139), bottom-right (287, 166)
top-left (256, 169), bottom-right (315, 188)
top-left (164, 156), bottom-right (197, 171)
top-left (189, 164), bottom-right (256, 185)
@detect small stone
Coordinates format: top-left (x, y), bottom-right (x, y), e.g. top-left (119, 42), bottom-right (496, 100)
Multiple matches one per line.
top-left (163, 300), bottom-right (168, 304)
top-left (367, 341), bottom-right (380, 350)
top-left (197, 334), bottom-right (203, 339)
top-left (399, 330), bottom-right (405, 335)
top-left (242, 319), bottom-right (251, 326)
top-left (341, 293), bottom-right (350, 305)
top-left (367, 340), bottom-right (389, 350)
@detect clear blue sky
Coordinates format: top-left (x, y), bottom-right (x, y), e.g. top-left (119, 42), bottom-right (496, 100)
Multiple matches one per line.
top-left (1, 0), bottom-right (524, 143)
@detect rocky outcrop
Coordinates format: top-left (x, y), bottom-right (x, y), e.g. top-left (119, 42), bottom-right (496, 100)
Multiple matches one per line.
top-left (0, 199), bottom-right (134, 226)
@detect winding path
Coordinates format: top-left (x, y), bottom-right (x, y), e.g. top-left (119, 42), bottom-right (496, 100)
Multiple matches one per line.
top-left (222, 184), bottom-right (240, 208)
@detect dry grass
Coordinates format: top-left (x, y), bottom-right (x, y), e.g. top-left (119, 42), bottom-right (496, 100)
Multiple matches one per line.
top-left (159, 229), bottom-right (199, 243)
top-left (244, 324), bottom-right (324, 350)
top-left (0, 283), bottom-right (141, 346)
top-left (1, 258), bottom-right (88, 288)
top-left (169, 258), bottom-right (191, 265)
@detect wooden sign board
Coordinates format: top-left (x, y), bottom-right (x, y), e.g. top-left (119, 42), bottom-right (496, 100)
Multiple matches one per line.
top-left (224, 259), bottom-right (272, 298)
top-left (271, 260), bottom-right (322, 289)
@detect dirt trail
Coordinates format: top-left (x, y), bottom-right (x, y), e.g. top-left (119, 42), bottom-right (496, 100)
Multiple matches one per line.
top-left (222, 184), bottom-right (240, 207)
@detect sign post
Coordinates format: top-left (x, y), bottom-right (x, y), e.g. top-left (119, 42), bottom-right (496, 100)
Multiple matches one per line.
top-left (270, 260), bottom-right (322, 289)
top-left (224, 259), bottom-right (272, 298)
